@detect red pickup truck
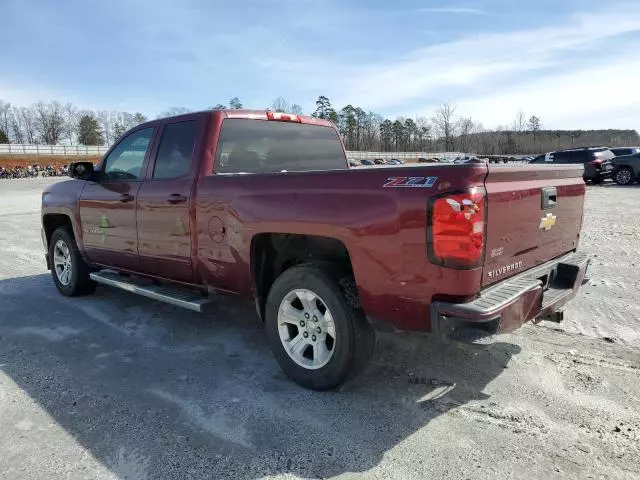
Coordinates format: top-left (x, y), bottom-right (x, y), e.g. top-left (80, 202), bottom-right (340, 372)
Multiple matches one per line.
top-left (41, 110), bottom-right (590, 390)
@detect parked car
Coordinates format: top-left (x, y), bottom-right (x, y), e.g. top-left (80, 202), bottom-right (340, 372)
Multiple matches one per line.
top-left (386, 158), bottom-right (402, 165)
top-left (611, 153), bottom-right (640, 185)
top-left (454, 156), bottom-right (487, 164)
top-left (41, 109), bottom-right (590, 390)
top-left (360, 159), bottom-right (373, 166)
top-left (610, 147), bottom-right (640, 157)
top-left (418, 157), bottom-right (437, 163)
top-left (529, 147), bottom-right (615, 183)
top-left (373, 158), bottom-right (386, 165)
top-left (348, 159), bottom-right (361, 167)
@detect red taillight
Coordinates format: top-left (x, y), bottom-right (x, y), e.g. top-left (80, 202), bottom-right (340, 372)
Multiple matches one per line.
top-left (266, 111), bottom-right (301, 122)
top-left (428, 187), bottom-right (486, 269)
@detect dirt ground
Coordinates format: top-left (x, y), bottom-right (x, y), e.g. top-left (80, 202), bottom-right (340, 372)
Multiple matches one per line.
top-left (0, 155), bottom-right (101, 169)
top-left (0, 178), bottom-right (639, 480)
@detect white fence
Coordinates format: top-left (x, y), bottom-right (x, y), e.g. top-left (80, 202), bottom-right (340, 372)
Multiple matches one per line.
top-left (0, 143), bottom-right (466, 161)
top-left (345, 151), bottom-right (463, 161)
top-left (0, 144), bottom-right (108, 156)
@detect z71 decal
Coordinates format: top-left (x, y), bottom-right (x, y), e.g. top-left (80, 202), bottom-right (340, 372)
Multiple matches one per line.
top-left (383, 176), bottom-right (438, 188)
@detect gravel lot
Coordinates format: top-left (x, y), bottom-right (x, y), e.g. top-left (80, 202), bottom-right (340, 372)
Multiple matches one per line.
top-left (1, 178), bottom-right (639, 480)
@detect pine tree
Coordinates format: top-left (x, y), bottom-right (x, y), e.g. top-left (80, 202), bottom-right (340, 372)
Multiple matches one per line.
top-left (0, 128), bottom-right (8, 143)
top-left (77, 115), bottom-right (104, 145)
top-left (392, 120), bottom-right (405, 151)
top-left (133, 113), bottom-right (147, 124)
top-left (380, 120), bottom-right (393, 151)
top-left (113, 122), bottom-right (126, 140)
top-left (229, 97), bottom-right (243, 109)
top-left (528, 115), bottom-right (541, 132)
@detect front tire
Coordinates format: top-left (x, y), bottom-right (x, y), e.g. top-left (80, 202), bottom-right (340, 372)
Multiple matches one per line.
top-left (265, 265), bottom-right (375, 390)
top-left (613, 167), bottom-right (634, 186)
top-left (49, 227), bottom-right (96, 296)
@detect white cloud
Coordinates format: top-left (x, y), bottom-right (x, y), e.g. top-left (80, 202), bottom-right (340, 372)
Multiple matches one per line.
top-left (418, 7), bottom-right (486, 15)
top-left (450, 54), bottom-right (640, 129)
top-left (258, 4), bottom-right (640, 128)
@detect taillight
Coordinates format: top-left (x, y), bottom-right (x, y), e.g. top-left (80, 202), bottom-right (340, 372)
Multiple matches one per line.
top-left (266, 111), bottom-right (301, 122)
top-left (427, 187), bottom-right (486, 269)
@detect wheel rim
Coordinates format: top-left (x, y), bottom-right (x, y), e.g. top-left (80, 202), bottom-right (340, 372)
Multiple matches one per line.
top-left (617, 169), bottom-right (632, 184)
top-left (277, 289), bottom-right (336, 370)
top-left (53, 239), bottom-right (72, 286)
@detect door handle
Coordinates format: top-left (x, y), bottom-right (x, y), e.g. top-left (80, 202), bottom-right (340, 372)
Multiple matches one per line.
top-left (167, 194), bottom-right (187, 204)
top-left (119, 193), bottom-right (134, 203)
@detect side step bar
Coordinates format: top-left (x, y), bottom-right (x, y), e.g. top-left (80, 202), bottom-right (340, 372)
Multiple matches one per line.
top-left (89, 271), bottom-right (214, 313)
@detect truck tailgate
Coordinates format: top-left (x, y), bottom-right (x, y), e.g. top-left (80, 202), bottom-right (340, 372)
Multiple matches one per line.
top-left (482, 165), bottom-right (585, 287)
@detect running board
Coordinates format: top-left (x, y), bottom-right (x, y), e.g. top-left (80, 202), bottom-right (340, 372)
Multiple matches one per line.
top-left (89, 271), bottom-right (213, 313)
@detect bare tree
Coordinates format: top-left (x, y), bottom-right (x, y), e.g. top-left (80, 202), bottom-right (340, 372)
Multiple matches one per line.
top-left (271, 97), bottom-right (290, 113)
top-left (0, 100), bottom-right (12, 142)
top-left (63, 102), bottom-right (78, 144)
top-left (9, 107), bottom-right (24, 144)
top-left (513, 110), bottom-right (527, 132)
top-left (96, 110), bottom-right (113, 145)
top-left (16, 107), bottom-right (36, 144)
top-left (33, 101), bottom-right (66, 144)
top-left (433, 102), bottom-right (457, 151)
top-left (290, 103), bottom-right (303, 115)
top-left (457, 117), bottom-right (475, 153)
top-left (158, 107), bottom-right (191, 118)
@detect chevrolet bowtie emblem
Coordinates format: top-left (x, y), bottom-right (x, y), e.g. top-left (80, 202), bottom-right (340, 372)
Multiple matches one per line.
top-left (539, 213), bottom-right (557, 231)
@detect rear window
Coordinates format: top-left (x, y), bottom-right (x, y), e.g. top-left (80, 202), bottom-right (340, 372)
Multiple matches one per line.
top-left (214, 119), bottom-right (347, 174)
top-left (611, 148), bottom-right (637, 156)
top-left (591, 149), bottom-right (615, 161)
top-left (558, 151), bottom-right (589, 163)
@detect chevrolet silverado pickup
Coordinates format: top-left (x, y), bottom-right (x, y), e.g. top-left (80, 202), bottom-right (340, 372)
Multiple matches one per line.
top-left (41, 110), bottom-right (590, 390)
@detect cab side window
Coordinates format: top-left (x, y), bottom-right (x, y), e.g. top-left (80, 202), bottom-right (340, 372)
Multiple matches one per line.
top-left (153, 121), bottom-right (198, 180)
top-left (102, 128), bottom-right (154, 181)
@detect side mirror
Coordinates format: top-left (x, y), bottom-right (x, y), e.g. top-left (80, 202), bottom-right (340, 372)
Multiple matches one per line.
top-left (69, 161), bottom-right (95, 180)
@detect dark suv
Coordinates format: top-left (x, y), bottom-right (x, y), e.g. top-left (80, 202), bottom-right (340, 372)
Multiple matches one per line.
top-left (611, 153), bottom-right (640, 185)
top-left (529, 147), bottom-right (615, 183)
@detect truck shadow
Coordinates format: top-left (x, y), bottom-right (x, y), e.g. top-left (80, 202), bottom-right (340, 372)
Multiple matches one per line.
top-left (0, 273), bottom-right (520, 479)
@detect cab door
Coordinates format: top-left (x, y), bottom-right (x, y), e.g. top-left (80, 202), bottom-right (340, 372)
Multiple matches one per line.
top-left (79, 126), bottom-right (156, 271)
top-left (136, 116), bottom-right (204, 282)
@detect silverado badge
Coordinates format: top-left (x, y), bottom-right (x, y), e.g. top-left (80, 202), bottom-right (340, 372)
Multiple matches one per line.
top-left (539, 213), bottom-right (557, 231)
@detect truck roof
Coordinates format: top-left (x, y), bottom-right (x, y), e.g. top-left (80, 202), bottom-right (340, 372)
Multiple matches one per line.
top-left (140, 109), bottom-right (335, 129)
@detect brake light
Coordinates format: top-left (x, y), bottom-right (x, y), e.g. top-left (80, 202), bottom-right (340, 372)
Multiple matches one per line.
top-left (266, 111), bottom-right (301, 122)
top-left (427, 187), bottom-right (486, 269)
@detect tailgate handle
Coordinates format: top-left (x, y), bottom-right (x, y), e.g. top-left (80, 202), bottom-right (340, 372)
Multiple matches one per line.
top-left (542, 187), bottom-right (557, 209)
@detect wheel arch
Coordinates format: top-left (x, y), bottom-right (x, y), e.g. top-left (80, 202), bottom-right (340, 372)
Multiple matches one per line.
top-left (43, 213), bottom-right (74, 248)
top-left (250, 233), bottom-right (355, 322)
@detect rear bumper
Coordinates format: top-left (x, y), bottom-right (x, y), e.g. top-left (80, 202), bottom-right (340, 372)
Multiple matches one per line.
top-left (431, 251), bottom-right (590, 346)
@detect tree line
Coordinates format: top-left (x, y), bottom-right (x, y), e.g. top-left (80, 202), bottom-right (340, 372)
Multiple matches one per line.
top-left (0, 100), bottom-right (148, 146)
top-left (1, 97), bottom-right (638, 154)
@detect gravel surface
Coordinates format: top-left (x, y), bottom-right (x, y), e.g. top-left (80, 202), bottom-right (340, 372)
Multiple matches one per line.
top-left (1, 178), bottom-right (639, 480)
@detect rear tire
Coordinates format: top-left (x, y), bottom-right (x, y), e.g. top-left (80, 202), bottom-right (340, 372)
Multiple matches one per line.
top-left (49, 227), bottom-right (96, 296)
top-left (265, 264), bottom-right (375, 390)
top-left (613, 167), bottom-right (634, 186)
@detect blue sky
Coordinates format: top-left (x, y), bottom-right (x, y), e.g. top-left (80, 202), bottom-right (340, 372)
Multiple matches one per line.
top-left (1, 0), bottom-right (640, 129)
